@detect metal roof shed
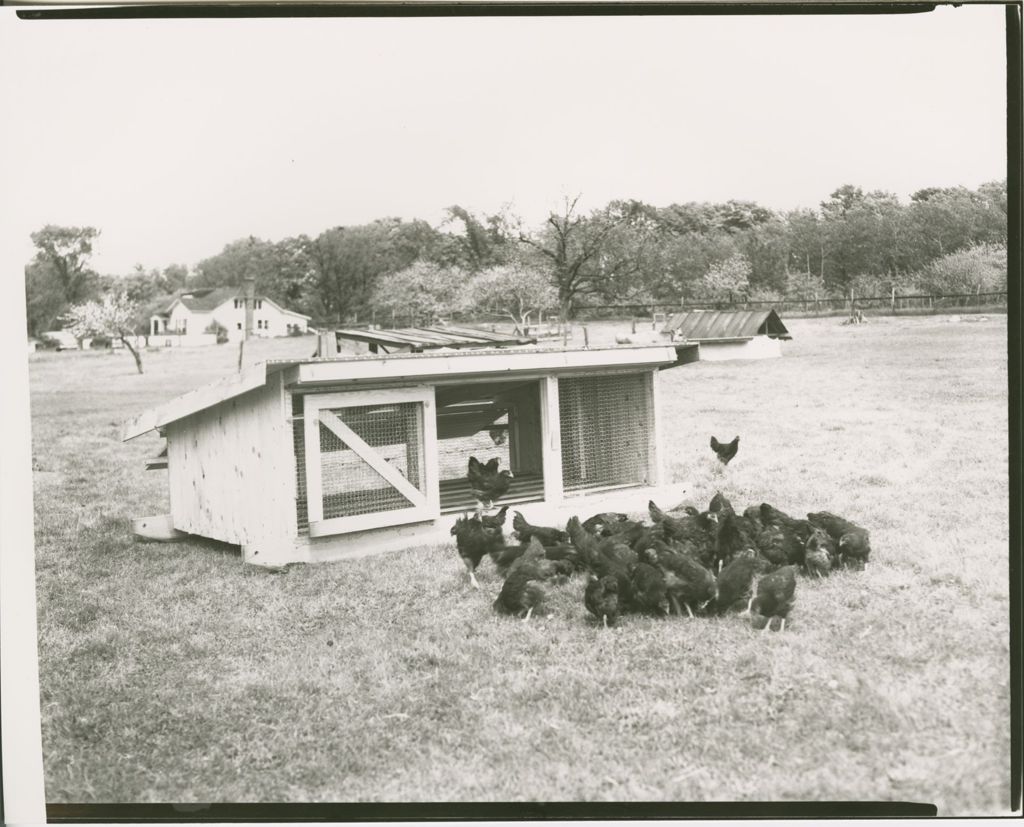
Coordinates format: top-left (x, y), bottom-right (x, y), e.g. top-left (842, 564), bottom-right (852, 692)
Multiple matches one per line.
top-left (663, 308), bottom-right (791, 361)
top-left (123, 344), bottom-right (698, 567)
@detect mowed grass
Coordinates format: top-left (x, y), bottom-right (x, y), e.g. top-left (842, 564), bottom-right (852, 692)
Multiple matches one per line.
top-left (29, 316), bottom-right (1010, 811)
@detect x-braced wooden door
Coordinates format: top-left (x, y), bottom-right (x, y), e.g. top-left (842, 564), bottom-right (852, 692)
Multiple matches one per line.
top-left (303, 387), bottom-right (439, 536)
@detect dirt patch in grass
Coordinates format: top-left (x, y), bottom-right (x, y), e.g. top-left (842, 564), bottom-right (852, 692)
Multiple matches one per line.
top-left (30, 316), bottom-right (1010, 811)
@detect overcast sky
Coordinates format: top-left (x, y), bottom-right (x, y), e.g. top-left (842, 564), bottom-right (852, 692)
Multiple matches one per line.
top-left (0, 5), bottom-right (1007, 276)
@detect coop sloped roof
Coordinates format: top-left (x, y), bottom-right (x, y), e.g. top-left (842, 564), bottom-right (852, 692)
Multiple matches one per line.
top-left (663, 308), bottom-right (791, 341)
top-left (334, 325), bottom-right (537, 350)
top-left (122, 343), bottom-right (683, 441)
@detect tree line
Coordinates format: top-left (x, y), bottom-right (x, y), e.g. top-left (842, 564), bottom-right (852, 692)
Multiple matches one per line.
top-left (25, 180), bottom-right (1007, 339)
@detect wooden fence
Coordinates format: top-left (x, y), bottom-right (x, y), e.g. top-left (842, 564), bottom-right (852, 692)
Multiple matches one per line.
top-left (574, 291), bottom-right (1008, 319)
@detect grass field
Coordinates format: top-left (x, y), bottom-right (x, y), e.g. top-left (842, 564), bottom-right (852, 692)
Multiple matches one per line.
top-left (29, 315), bottom-right (1010, 811)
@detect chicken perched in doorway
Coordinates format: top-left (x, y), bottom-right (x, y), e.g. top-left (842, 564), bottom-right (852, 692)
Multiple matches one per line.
top-left (467, 456), bottom-right (514, 508)
top-left (710, 435), bottom-right (740, 465)
top-left (450, 512), bottom-right (504, 589)
top-left (512, 511), bottom-right (569, 546)
top-left (749, 565), bottom-right (797, 632)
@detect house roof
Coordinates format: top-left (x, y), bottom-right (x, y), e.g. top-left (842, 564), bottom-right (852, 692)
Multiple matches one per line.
top-left (333, 325), bottom-right (537, 351)
top-left (158, 288), bottom-right (312, 319)
top-left (662, 308), bottom-right (791, 341)
top-left (121, 343), bottom-right (693, 441)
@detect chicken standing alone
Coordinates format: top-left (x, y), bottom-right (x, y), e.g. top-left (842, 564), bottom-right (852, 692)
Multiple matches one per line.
top-left (710, 435), bottom-right (740, 465)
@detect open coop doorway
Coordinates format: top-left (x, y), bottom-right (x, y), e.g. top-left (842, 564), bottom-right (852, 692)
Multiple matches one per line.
top-left (435, 379), bottom-right (545, 513)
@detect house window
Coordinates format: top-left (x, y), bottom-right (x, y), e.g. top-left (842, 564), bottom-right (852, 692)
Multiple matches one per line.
top-left (255, 299), bottom-right (263, 310)
top-left (237, 323), bottom-right (242, 330)
top-left (264, 321), bottom-right (270, 333)
top-left (234, 299), bottom-right (242, 309)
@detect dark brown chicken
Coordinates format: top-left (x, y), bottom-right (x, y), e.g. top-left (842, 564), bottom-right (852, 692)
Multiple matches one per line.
top-left (803, 527), bottom-right (835, 578)
top-left (567, 516), bottom-right (636, 606)
top-left (714, 553), bottom-right (764, 614)
top-left (450, 512), bottom-right (504, 589)
top-left (512, 510), bottom-right (568, 546)
top-left (750, 565), bottom-right (797, 632)
top-left (629, 550), bottom-right (669, 615)
top-left (710, 435), bottom-right (740, 465)
top-left (584, 575), bottom-right (621, 628)
top-left (648, 500), bottom-right (718, 565)
top-left (493, 538), bottom-right (572, 621)
top-left (807, 511), bottom-right (871, 569)
top-left (582, 512), bottom-right (631, 536)
top-left (645, 544), bottom-right (717, 617)
top-left (467, 456), bottom-right (514, 507)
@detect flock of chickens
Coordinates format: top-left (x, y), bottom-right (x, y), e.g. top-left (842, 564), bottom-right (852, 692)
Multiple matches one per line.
top-left (453, 445), bottom-right (872, 632)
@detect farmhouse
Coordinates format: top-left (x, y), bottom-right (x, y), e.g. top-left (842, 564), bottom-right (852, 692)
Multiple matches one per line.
top-left (149, 287), bottom-right (311, 346)
top-left (663, 308), bottom-right (791, 361)
top-left (124, 343), bottom-right (698, 567)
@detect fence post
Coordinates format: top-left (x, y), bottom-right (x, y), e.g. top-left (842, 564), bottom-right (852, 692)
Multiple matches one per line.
top-left (891, 287), bottom-right (896, 313)
top-left (631, 318), bottom-right (637, 334)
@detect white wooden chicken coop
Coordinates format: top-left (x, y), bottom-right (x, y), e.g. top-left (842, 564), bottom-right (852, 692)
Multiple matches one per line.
top-left (123, 344), bottom-right (698, 567)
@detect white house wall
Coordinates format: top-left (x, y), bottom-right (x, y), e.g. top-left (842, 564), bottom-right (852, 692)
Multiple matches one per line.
top-left (210, 299), bottom-right (309, 342)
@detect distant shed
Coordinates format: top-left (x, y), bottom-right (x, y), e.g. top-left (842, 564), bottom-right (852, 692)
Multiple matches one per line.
top-left (663, 308), bottom-right (791, 361)
top-left (123, 343), bottom-right (699, 567)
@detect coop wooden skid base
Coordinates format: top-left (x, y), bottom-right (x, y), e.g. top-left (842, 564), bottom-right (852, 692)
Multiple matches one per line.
top-left (236, 482), bottom-right (689, 568)
top-left (132, 514), bottom-right (189, 543)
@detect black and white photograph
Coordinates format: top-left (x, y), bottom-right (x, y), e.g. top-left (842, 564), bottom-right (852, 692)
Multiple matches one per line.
top-left (0, 1), bottom-right (1016, 817)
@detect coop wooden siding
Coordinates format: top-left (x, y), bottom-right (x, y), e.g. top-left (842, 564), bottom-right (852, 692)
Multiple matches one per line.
top-left (167, 372), bottom-right (295, 547)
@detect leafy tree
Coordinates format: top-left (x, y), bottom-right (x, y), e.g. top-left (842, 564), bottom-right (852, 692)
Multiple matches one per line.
top-left (30, 225), bottom-right (100, 304)
top-left (309, 219), bottom-right (441, 322)
top-left (465, 263), bottom-right (558, 333)
top-left (435, 205), bottom-right (516, 271)
top-left (700, 254), bottom-right (752, 300)
top-left (519, 196), bottom-right (653, 317)
top-left (62, 293), bottom-right (144, 373)
top-left (916, 243), bottom-right (1007, 295)
top-left (370, 261), bottom-right (467, 325)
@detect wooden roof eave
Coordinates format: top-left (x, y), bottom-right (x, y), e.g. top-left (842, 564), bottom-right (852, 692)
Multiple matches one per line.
top-left (290, 346), bottom-right (678, 388)
top-left (121, 362), bottom-right (269, 441)
top-left (122, 345), bottom-right (681, 441)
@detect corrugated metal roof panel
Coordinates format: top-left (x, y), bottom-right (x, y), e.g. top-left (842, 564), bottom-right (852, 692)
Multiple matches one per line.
top-left (334, 326), bottom-right (537, 350)
top-left (663, 309), bottom-right (790, 341)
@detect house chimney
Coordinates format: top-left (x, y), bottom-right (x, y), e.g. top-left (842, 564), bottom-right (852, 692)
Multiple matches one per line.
top-left (243, 277), bottom-right (256, 341)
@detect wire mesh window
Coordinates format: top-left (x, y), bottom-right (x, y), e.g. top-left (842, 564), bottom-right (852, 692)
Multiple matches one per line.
top-left (559, 372), bottom-right (653, 493)
top-left (315, 402), bottom-right (426, 519)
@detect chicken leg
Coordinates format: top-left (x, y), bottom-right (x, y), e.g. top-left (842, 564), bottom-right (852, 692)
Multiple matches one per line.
top-left (463, 560), bottom-right (480, 590)
top-left (523, 606), bottom-right (534, 622)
